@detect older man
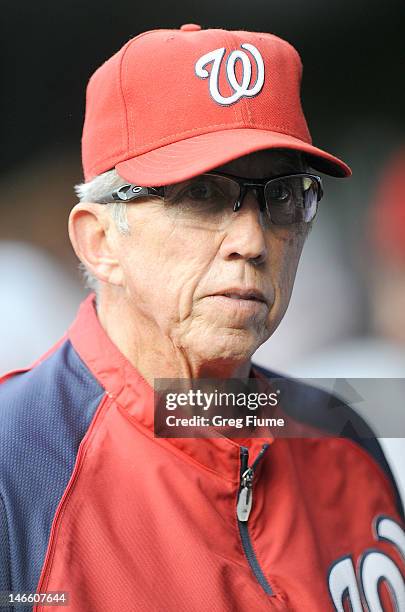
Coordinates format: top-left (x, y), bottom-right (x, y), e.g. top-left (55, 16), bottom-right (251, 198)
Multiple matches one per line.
top-left (1, 25), bottom-right (404, 612)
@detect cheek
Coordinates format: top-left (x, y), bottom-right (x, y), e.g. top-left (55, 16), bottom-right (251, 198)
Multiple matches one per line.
top-left (118, 218), bottom-right (218, 314)
top-left (269, 230), bottom-right (307, 304)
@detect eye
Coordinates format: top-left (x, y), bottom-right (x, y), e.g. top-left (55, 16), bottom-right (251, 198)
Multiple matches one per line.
top-left (184, 180), bottom-right (219, 201)
top-left (266, 181), bottom-right (292, 204)
top-left (165, 176), bottom-right (231, 211)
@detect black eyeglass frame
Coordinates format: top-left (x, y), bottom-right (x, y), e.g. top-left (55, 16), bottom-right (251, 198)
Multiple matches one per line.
top-left (96, 171), bottom-right (323, 220)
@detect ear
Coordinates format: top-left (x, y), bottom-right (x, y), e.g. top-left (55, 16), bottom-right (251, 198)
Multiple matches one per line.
top-left (68, 203), bottom-right (124, 287)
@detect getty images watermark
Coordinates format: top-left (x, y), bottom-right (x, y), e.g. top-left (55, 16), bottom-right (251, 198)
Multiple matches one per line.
top-left (154, 377), bottom-right (286, 438)
top-left (165, 387), bottom-right (284, 429)
top-left (153, 377), bottom-right (405, 438)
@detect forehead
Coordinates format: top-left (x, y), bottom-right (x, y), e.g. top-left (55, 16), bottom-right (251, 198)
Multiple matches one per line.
top-left (215, 148), bottom-right (305, 178)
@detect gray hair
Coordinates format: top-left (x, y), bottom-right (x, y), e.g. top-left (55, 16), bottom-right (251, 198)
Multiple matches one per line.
top-left (74, 169), bottom-right (131, 293)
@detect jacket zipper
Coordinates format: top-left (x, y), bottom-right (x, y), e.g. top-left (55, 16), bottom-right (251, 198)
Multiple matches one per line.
top-left (237, 443), bottom-right (273, 596)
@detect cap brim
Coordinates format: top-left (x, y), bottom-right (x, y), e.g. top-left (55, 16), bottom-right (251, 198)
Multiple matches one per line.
top-left (116, 128), bottom-right (351, 186)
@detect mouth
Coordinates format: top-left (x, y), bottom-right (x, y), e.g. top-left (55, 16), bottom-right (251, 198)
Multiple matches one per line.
top-left (211, 288), bottom-right (268, 305)
top-left (201, 288), bottom-right (270, 322)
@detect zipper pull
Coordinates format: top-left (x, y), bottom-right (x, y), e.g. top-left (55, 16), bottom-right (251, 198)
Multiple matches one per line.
top-left (237, 443), bottom-right (270, 523)
top-left (237, 467), bottom-right (254, 522)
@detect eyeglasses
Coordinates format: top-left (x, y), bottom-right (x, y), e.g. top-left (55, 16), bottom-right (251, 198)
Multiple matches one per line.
top-left (97, 171), bottom-right (323, 228)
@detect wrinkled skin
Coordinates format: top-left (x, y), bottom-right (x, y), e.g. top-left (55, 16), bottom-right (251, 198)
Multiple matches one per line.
top-left (70, 149), bottom-right (311, 383)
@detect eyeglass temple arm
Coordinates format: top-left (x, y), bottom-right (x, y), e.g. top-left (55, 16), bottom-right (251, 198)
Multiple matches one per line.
top-left (98, 184), bottom-right (163, 203)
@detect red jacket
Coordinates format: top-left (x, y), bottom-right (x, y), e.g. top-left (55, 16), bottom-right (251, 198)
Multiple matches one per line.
top-left (1, 294), bottom-right (404, 611)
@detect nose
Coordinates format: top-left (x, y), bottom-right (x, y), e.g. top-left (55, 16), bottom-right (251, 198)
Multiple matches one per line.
top-left (219, 190), bottom-right (268, 265)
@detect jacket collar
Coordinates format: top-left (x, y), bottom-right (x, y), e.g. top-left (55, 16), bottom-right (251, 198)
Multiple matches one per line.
top-left (69, 294), bottom-right (274, 483)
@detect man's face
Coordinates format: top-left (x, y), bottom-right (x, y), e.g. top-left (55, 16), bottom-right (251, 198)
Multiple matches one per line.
top-left (113, 150), bottom-right (310, 365)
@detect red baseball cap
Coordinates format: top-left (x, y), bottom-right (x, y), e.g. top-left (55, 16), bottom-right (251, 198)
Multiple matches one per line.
top-left (82, 24), bottom-right (351, 185)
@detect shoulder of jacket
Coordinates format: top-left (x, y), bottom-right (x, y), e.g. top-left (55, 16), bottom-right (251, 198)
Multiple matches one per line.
top-left (0, 338), bottom-right (105, 468)
top-left (252, 362), bottom-right (404, 522)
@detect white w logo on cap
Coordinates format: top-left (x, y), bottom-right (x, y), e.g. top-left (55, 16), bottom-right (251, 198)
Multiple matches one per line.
top-left (195, 43), bottom-right (265, 106)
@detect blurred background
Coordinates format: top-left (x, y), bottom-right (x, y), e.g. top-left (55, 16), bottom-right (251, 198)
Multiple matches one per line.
top-left (1, 1), bottom-right (404, 497)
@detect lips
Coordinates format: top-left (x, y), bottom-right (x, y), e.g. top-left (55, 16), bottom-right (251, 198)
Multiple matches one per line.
top-left (211, 288), bottom-right (268, 305)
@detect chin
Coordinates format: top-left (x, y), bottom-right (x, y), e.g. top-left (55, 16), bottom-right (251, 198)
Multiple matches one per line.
top-left (194, 327), bottom-right (266, 366)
